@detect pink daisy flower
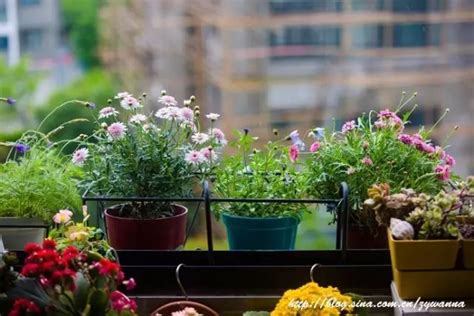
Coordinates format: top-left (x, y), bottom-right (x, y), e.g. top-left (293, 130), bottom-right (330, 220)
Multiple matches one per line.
top-left (185, 150), bottom-right (205, 165)
top-left (120, 96), bottom-right (141, 110)
top-left (107, 122), bottom-right (127, 139)
top-left (310, 142), bottom-right (321, 153)
top-left (210, 128), bottom-right (227, 145)
top-left (72, 148), bottom-right (89, 166)
top-left (98, 106), bottom-right (119, 119)
top-left (180, 107), bottom-right (194, 122)
top-left (361, 156), bottom-right (373, 166)
top-left (435, 164), bottom-right (450, 181)
top-left (200, 147), bottom-right (218, 162)
top-left (289, 144), bottom-right (299, 162)
top-left (158, 95), bottom-right (178, 107)
top-left (342, 120), bottom-right (357, 133)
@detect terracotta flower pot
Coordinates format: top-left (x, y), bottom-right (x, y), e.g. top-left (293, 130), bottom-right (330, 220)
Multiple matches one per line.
top-left (104, 204), bottom-right (187, 250)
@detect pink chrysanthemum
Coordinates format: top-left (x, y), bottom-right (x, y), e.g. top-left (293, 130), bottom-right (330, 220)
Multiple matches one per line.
top-left (435, 164), bottom-right (450, 181)
top-left (180, 107), bottom-right (194, 122)
top-left (107, 122), bottom-right (127, 139)
top-left (200, 147), bottom-right (218, 162)
top-left (72, 148), bottom-right (89, 166)
top-left (185, 150), bottom-right (205, 165)
top-left (98, 106), bottom-right (119, 119)
top-left (445, 154), bottom-right (456, 166)
top-left (361, 156), bottom-right (373, 166)
top-left (398, 134), bottom-right (412, 145)
top-left (341, 120), bottom-right (357, 134)
top-left (120, 96), bottom-right (141, 110)
top-left (158, 95), bottom-right (178, 107)
top-left (310, 142), bottom-right (321, 153)
top-left (289, 144), bottom-right (299, 162)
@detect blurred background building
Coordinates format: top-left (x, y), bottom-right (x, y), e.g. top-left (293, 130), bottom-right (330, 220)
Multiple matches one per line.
top-left (100, 0), bottom-right (474, 176)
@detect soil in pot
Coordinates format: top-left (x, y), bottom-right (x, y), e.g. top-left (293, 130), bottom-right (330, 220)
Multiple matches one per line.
top-left (222, 213), bottom-right (300, 250)
top-left (105, 203), bottom-right (187, 250)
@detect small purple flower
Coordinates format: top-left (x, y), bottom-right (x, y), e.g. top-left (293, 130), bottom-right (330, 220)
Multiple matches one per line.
top-left (289, 130), bottom-right (305, 151)
top-left (0, 97), bottom-right (16, 105)
top-left (15, 143), bottom-right (30, 154)
top-left (421, 142), bottom-right (435, 154)
top-left (341, 120), bottom-right (357, 134)
top-left (445, 154), bottom-right (456, 166)
top-left (398, 134), bottom-right (412, 145)
top-left (361, 156), bottom-right (373, 166)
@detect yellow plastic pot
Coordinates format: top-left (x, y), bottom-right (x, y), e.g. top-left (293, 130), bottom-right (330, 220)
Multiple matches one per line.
top-left (393, 268), bottom-right (474, 299)
top-left (463, 239), bottom-right (474, 269)
top-left (388, 229), bottom-right (460, 270)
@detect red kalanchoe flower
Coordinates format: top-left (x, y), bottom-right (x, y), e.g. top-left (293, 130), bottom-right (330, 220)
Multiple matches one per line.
top-left (42, 239), bottom-right (56, 250)
top-left (98, 258), bottom-right (120, 276)
top-left (123, 278), bottom-right (137, 290)
top-left (110, 291), bottom-right (137, 312)
top-left (8, 299), bottom-right (41, 316)
top-left (24, 243), bottom-right (41, 255)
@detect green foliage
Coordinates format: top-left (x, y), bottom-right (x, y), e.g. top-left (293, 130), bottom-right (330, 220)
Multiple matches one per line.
top-left (305, 95), bottom-right (449, 228)
top-left (61, 0), bottom-right (102, 68)
top-left (213, 130), bottom-right (307, 218)
top-left (0, 142), bottom-right (82, 221)
top-left (0, 57), bottom-right (40, 127)
top-left (48, 211), bottom-right (113, 258)
top-left (35, 70), bottom-right (117, 151)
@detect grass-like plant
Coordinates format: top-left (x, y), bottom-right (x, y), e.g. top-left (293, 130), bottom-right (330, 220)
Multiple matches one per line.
top-left (213, 129), bottom-right (307, 218)
top-left (0, 142), bottom-right (82, 221)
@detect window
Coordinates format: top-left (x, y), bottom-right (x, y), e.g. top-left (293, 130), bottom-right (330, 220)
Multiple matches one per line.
top-left (269, 26), bottom-right (340, 47)
top-left (19, 0), bottom-right (40, 6)
top-left (20, 29), bottom-right (43, 52)
top-left (0, 0), bottom-right (6, 22)
top-left (351, 25), bottom-right (384, 48)
top-left (0, 36), bottom-right (8, 50)
top-left (393, 23), bottom-right (440, 47)
top-left (269, 0), bottom-right (342, 14)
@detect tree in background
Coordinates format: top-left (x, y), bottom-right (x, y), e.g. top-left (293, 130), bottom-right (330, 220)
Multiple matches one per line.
top-left (35, 70), bottom-right (117, 153)
top-left (61, 0), bottom-right (102, 69)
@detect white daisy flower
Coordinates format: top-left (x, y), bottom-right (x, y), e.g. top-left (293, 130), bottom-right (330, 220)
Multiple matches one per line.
top-left (98, 106), bottom-right (119, 119)
top-left (191, 132), bottom-right (210, 144)
top-left (129, 114), bottom-right (147, 124)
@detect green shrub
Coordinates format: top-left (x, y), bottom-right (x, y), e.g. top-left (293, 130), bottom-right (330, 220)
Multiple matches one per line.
top-left (0, 142), bottom-right (82, 221)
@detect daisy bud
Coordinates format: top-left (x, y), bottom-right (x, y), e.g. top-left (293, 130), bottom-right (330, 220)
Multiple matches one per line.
top-left (190, 95), bottom-right (196, 102)
top-left (413, 92), bottom-right (417, 96)
top-left (161, 90), bottom-right (167, 96)
top-left (101, 122), bottom-right (108, 129)
top-left (402, 91), bottom-right (406, 95)
top-left (273, 129), bottom-right (279, 136)
top-left (454, 125), bottom-right (459, 130)
top-left (142, 93), bottom-right (147, 98)
top-left (107, 99), bottom-right (112, 104)
top-left (253, 148), bottom-right (258, 154)
top-left (79, 134), bottom-right (87, 140)
top-left (195, 110), bottom-right (200, 117)
top-left (194, 105), bottom-right (200, 111)
top-left (85, 102), bottom-right (96, 109)
top-left (184, 99), bottom-right (192, 107)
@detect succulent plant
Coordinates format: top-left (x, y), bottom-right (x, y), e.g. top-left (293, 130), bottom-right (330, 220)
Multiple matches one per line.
top-left (363, 183), bottom-right (426, 227)
top-left (406, 191), bottom-right (459, 239)
top-left (459, 224), bottom-right (474, 239)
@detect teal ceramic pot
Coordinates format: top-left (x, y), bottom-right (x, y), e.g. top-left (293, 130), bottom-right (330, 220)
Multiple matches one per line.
top-left (222, 213), bottom-right (300, 250)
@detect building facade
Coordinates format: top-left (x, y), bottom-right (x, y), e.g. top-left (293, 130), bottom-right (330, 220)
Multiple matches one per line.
top-left (100, 0), bottom-right (474, 176)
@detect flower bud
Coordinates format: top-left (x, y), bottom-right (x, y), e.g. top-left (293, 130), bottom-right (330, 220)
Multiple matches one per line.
top-left (273, 129), bottom-right (279, 136)
top-left (184, 99), bottom-right (192, 107)
top-left (190, 95), bottom-right (196, 102)
top-left (142, 93), bottom-right (147, 98)
top-left (195, 110), bottom-right (200, 117)
top-left (107, 99), bottom-right (112, 104)
top-left (101, 122), bottom-right (108, 129)
top-left (194, 105), bottom-right (200, 111)
top-left (161, 90), bottom-right (167, 96)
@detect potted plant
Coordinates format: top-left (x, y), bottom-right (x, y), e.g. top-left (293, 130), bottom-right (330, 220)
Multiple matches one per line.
top-left (303, 92), bottom-right (455, 248)
top-left (213, 129), bottom-right (307, 250)
top-left (2, 240), bottom-right (137, 315)
top-left (0, 139), bottom-right (82, 250)
top-left (456, 176), bottom-right (474, 269)
top-left (76, 91), bottom-right (224, 250)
